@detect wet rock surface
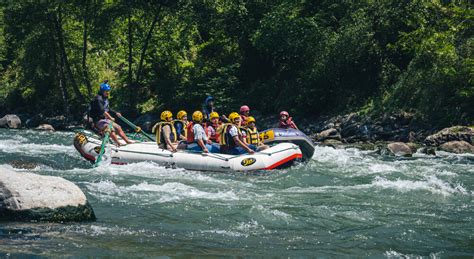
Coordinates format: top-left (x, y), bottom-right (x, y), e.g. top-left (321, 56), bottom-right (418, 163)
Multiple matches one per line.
top-left (425, 126), bottom-right (474, 146)
top-left (439, 141), bottom-right (474, 154)
top-left (0, 167), bottom-right (95, 222)
top-left (35, 124), bottom-right (55, 131)
top-left (0, 115), bottom-right (21, 129)
top-left (387, 142), bottom-right (414, 157)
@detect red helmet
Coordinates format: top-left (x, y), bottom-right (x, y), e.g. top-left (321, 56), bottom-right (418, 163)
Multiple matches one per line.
top-left (240, 105), bottom-right (250, 113)
top-left (280, 111), bottom-right (289, 117)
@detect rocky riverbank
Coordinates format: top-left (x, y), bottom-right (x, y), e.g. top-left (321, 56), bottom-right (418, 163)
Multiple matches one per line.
top-left (306, 112), bottom-right (473, 156)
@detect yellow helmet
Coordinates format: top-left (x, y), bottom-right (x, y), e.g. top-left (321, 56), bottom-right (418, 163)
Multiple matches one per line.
top-left (177, 110), bottom-right (187, 120)
top-left (192, 111), bottom-right (203, 122)
top-left (210, 112), bottom-right (219, 120)
top-left (161, 110), bottom-right (173, 121)
top-left (228, 112), bottom-right (240, 123)
top-left (247, 116), bottom-right (256, 124)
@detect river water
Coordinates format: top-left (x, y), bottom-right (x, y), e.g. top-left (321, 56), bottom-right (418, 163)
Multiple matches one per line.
top-left (0, 128), bottom-right (472, 257)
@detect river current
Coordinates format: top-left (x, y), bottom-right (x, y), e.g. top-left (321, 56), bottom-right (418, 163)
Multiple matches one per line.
top-left (0, 129), bottom-right (472, 257)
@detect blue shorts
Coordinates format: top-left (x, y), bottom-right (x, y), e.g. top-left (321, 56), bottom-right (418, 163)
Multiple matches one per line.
top-left (222, 144), bottom-right (257, 155)
top-left (187, 143), bottom-right (220, 153)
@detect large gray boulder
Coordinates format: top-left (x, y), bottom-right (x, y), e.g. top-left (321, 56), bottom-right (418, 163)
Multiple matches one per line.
top-left (0, 167), bottom-right (95, 222)
top-left (439, 141), bottom-right (474, 154)
top-left (0, 114), bottom-right (21, 129)
top-left (35, 124), bottom-right (55, 131)
top-left (314, 128), bottom-right (341, 142)
top-left (425, 126), bottom-right (474, 146)
top-left (387, 142), bottom-right (414, 157)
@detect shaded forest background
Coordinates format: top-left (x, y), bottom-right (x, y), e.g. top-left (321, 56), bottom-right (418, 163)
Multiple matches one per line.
top-left (0, 0), bottom-right (472, 127)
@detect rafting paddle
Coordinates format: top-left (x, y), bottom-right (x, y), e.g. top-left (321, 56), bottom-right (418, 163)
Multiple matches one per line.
top-left (94, 122), bottom-right (113, 167)
top-left (117, 114), bottom-right (155, 142)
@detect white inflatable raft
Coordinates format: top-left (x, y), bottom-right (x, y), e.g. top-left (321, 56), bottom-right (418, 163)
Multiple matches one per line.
top-left (73, 133), bottom-right (303, 171)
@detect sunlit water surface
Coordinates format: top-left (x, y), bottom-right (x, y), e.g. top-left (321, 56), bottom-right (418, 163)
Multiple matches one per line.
top-left (0, 129), bottom-right (472, 257)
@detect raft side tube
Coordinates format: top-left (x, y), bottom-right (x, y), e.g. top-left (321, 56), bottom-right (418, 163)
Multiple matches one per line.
top-left (259, 128), bottom-right (315, 160)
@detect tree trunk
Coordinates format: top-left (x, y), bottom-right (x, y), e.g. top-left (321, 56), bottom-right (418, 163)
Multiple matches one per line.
top-left (58, 48), bottom-right (71, 117)
top-left (127, 6), bottom-right (137, 113)
top-left (127, 8), bottom-right (133, 84)
top-left (49, 12), bottom-right (70, 116)
top-left (136, 9), bottom-right (160, 83)
top-left (54, 3), bottom-right (85, 105)
top-left (82, 0), bottom-right (92, 97)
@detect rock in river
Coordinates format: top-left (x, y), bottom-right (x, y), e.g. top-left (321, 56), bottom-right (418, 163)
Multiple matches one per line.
top-left (314, 128), bottom-right (342, 142)
top-left (36, 124), bottom-right (55, 131)
top-left (0, 167), bottom-right (95, 222)
top-left (425, 126), bottom-right (474, 146)
top-left (387, 142), bottom-right (414, 157)
top-left (0, 114), bottom-right (21, 129)
top-left (439, 141), bottom-right (474, 154)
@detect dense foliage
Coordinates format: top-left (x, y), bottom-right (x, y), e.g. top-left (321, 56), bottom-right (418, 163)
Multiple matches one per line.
top-left (0, 0), bottom-right (472, 126)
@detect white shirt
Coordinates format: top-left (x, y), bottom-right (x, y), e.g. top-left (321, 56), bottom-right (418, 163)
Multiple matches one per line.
top-left (193, 123), bottom-right (208, 142)
top-left (228, 125), bottom-right (239, 138)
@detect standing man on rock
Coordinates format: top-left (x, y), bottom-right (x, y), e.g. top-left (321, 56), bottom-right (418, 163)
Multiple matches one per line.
top-left (89, 80), bottom-right (134, 146)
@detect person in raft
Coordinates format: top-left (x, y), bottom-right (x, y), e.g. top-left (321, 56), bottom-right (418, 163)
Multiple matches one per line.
top-left (186, 111), bottom-right (219, 153)
top-left (153, 110), bottom-right (178, 152)
top-left (173, 110), bottom-right (188, 141)
top-left (202, 95), bottom-right (228, 123)
top-left (219, 112), bottom-right (257, 155)
top-left (245, 116), bottom-right (269, 151)
top-left (239, 105), bottom-right (250, 126)
top-left (202, 96), bottom-right (217, 122)
top-left (89, 81), bottom-right (135, 146)
top-left (278, 111), bottom-right (299, 130)
top-left (207, 111), bottom-right (222, 143)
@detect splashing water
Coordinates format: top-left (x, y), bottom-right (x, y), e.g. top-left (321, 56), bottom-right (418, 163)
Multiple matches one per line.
top-left (0, 129), bottom-right (472, 257)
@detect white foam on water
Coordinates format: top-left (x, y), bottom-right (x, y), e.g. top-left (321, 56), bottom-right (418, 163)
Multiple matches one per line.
top-left (384, 249), bottom-right (442, 259)
top-left (312, 146), bottom-right (366, 164)
top-left (0, 139), bottom-right (75, 156)
top-left (127, 181), bottom-right (240, 201)
top-left (281, 184), bottom-right (371, 194)
top-left (66, 224), bottom-right (159, 238)
top-left (281, 174), bottom-right (471, 197)
top-left (200, 229), bottom-right (246, 238)
top-left (236, 219), bottom-right (263, 232)
top-left (368, 163), bottom-right (399, 174)
top-left (372, 176), bottom-right (471, 196)
top-left (86, 179), bottom-right (241, 204)
top-left (250, 204), bottom-right (293, 221)
top-left (86, 161), bottom-right (257, 192)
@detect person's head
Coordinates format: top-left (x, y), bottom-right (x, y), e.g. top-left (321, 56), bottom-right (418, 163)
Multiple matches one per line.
top-left (161, 110), bottom-right (173, 122)
top-left (280, 111), bottom-right (289, 121)
top-left (192, 111), bottom-right (204, 123)
top-left (210, 112), bottom-right (219, 124)
top-left (229, 112), bottom-right (241, 125)
top-left (99, 82), bottom-right (111, 97)
top-left (177, 110), bottom-right (188, 122)
top-left (246, 116), bottom-right (256, 128)
top-left (205, 96), bottom-right (215, 108)
top-left (240, 105), bottom-right (250, 116)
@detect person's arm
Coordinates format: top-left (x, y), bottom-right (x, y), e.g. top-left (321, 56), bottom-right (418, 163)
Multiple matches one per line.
top-left (291, 121), bottom-right (299, 130)
top-left (233, 136), bottom-right (254, 154)
top-left (104, 111), bottom-right (115, 121)
top-left (197, 139), bottom-right (209, 153)
top-left (163, 126), bottom-right (177, 152)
